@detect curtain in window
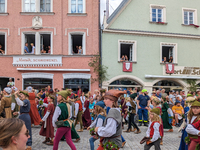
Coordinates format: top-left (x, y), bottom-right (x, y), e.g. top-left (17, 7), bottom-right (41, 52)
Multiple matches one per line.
top-left (0, 0), bottom-right (5, 12)
top-left (78, 0), bottom-right (83, 13)
top-left (40, 0), bottom-right (51, 12)
top-left (24, 0), bottom-right (35, 12)
top-left (71, 0), bottom-right (76, 13)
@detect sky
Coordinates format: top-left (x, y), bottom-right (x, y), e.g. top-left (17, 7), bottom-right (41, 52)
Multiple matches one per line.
top-left (100, 0), bottom-right (123, 24)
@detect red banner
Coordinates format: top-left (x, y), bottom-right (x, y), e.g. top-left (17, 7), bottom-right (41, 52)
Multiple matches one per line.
top-left (123, 62), bottom-right (132, 72)
top-left (166, 64), bottom-right (174, 74)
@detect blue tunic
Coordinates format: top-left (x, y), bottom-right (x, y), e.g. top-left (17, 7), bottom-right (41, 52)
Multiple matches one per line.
top-left (19, 99), bottom-right (32, 146)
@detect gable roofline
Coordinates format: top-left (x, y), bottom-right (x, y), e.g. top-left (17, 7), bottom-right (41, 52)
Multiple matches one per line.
top-left (106, 0), bottom-right (131, 27)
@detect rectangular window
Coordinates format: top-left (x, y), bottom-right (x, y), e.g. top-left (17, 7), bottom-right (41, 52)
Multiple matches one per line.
top-left (0, 0), bottom-right (5, 12)
top-left (24, 0), bottom-right (35, 12)
top-left (120, 44), bottom-right (133, 61)
top-left (118, 40), bottom-right (137, 62)
top-left (24, 34), bottom-right (35, 54)
top-left (152, 8), bottom-right (162, 22)
top-left (71, 0), bottom-right (83, 13)
top-left (40, 0), bottom-right (51, 12)
top-left (160, 43), bottom-right (177, 63)
top-left (184, 11), bottom-right (194, 25)
top-left (40, 34), bottom-right (51, 54)
top-left (71, 34), bottom-right (83, 54)
top-left (0, 34), bottom-right (5, 55)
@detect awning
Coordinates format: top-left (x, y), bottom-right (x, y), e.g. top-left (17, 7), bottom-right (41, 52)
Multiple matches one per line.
top-left (145, 75), bottom-right (200, 79)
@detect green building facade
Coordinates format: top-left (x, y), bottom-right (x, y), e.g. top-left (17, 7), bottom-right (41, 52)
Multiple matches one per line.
top-left (102, 0), bottom-right (200, 93)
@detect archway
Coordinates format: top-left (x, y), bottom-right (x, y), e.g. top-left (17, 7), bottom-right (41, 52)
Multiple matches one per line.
top-left (152, 79), bottom-right (185, 93)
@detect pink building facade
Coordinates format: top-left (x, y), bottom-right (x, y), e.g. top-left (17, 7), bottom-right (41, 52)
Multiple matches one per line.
top-left (0, 0), bottom-right (99, 93)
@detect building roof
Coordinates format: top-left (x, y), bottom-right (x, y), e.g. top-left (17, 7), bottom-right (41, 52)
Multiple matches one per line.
top-left (107, 0), bottom-right (130, 24)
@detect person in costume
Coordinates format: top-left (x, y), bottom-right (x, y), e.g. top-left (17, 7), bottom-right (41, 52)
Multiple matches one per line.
top-left (11, 86), bottom-right (20, 118)
top-left (27, 86), bottom-right (41, 126)
top-left (185, 101), bottom-right (200, 150)
top-left (137, 89), bottom-right (150, 126)
top-left (87, 101), bottom-right (106, 150)
top-left (14, 90), bottom-right (32, 150)
top-left (74, 96), bottom-right (83, 132)
top-left (52, 90), bottom-right (76, 150)
top-left (82, 98), bottom-right (91, 129)
top-left (124, 97), bottom-right (141, 134)
top-left (95, 89), bottom-right (127, 150)
top-left (178, 94), bottom-right (195, 150)
top-left (39, 95), bottom-right (55, 145)
top-left (161, 96), bottom-right (173, 132)
top-left (77, 87), bottom-right (82, 97)
top-left (0, 87), bottom-right (12, 118)
top-left (144, 108), bottom-right (162, 150)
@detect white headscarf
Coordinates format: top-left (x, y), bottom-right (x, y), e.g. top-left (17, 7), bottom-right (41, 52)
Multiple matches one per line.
top-left (4, 87), bottom-right (12, 94)
top-left (27, 86), bottom-right (32, 93)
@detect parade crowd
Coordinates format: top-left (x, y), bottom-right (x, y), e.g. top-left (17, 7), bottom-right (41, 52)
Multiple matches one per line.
top-left (0, 81), bottom-right (200, 150)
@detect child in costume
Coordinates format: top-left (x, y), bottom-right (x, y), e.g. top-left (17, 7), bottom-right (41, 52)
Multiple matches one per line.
top-left (185, 101), bottom-right (200, 150)
top-left (82, 97), bottom-right (91, 129)
top-left (161, 96), bottom-right (173, 132)
top-left (39, 95), bottom-right (55, 145)
top-left (87, 101), bottom-right (106, 150)
top-left (178, 94), bottom-right (195, 150)
top-left (151, 97), bottom-right (164, 145)
top-left (95, 89), bottom-right (127, 150)
top-left (74, 96), bottom-right (83, 132)
top-left (144, 108), bottom-right (162, 150)
top-left (123, 97), bottom-right (141, 134)
top-left (52, 90), bottom-right (76, 150)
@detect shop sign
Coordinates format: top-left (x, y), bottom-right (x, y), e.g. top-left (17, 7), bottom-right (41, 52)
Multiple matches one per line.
top-left (13, 55), bottom-right (62, 67)
top-left (123, 62), bottom-right (132, 72)
top-left (164, 66), bottom-right (200, 76)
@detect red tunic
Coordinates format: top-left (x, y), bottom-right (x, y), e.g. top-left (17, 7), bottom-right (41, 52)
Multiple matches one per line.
top-left (39, 104), bottom-right (55, 138)
top-left (82, 100), bottom-right (91, 127)
top-left (189, 118), bottom-right (200, 143)
top-left (43, 97), bottom-right (48, 115)
top-left (150, 121), bottom-right (163, 139)
top-left (76, 100), bottom-right (83, 111)
top-left (29, 92), bottom-right (41, 125)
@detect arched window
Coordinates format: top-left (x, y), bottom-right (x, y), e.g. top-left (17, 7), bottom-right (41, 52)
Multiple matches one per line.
top-left (109, 79), bottom-right (142, 91)
top-left (153, 80), bottom-right (181, 87)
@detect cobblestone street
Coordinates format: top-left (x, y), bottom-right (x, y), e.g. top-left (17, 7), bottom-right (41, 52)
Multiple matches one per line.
top-left (29, 125), bottom-right (181, 150)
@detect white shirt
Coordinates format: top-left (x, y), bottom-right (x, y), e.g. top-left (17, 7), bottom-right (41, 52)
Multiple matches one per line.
top-left (52, 106), bottom-right (61, 128)
top-left (186, 116), bottom-right (200, 136)
top-left (90, 117), bottom-right (104, 128)
top-left (31, 46), bottom-right (35, 54)
top-left (97, 108), bottom-right (120, 137)
top-left (75, 103), bottom-right (79, 117)
top-left (146, 121), bottom-right (161, 142)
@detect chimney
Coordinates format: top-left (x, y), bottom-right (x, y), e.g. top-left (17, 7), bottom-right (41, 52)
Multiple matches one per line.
top-left (106, 0), bottom-right (109, 19)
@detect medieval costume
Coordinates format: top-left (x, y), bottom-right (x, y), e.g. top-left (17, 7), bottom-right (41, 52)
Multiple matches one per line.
top-left (74, 97), bottom-right (83, 132)
top-left (96, 90), bottom-right (126, 150)
top-left (39, 96), bottom-right (55, 145)
top-left (27, 86), bottom-right (41, 125)
top-left (15, 90), bottom-right (32, 150)
top-left (161, 101), bottom-right (173, 130)
top-left (185, 101), bottom-right (200, 150)
top-left (144, 108), bottom-right (162, 150)
top-left (52, 90), bottom-right (76, 150)
top-left (0, 87), bottom-right (12, 118)
top-left (82, 100), bottom-right (91, 129)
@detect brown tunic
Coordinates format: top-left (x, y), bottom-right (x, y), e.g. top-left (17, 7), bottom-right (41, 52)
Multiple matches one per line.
top-left (0, 96), bottom-right (12, 118)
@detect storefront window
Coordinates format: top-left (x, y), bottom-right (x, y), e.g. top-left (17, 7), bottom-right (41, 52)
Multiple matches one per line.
top-left (64, 78), bottom-right (89, 93)
top-left (24, 78), bottom-right (52, 90)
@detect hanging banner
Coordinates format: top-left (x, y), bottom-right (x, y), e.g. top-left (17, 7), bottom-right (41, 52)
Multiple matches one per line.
top-left (166, 64), bottom-right (174, 74)
top-left (123, 62), bottom-right (132, 72)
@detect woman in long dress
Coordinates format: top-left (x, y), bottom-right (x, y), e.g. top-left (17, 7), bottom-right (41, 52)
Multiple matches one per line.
top-left (14, 90), bottom-right (32, 150)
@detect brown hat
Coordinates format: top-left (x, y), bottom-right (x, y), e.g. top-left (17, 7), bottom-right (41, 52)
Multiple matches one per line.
top-left (19, 90), bottom-right (29, 97)
top-left (104, 89), bottom-right (127, 102)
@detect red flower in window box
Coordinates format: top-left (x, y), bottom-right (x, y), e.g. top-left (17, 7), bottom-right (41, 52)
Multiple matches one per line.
top-left (190, 24), bottom-right (199, 28)
top-left (157, 22), bottom-right (165, 24)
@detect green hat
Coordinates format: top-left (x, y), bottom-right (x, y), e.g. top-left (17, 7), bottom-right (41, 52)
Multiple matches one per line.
top-left (19, 90), bottom-right (29, 97)
top-left (191, 101), bottom-right (200, 107)
top-left (150, 108), bottom-right (160, 116)
top-left (187, 94), bottom-right (193, 97)
top-left (142, 89), bottom-right (147, 93)
top-left (57, 90), bottom-right (71, 99)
